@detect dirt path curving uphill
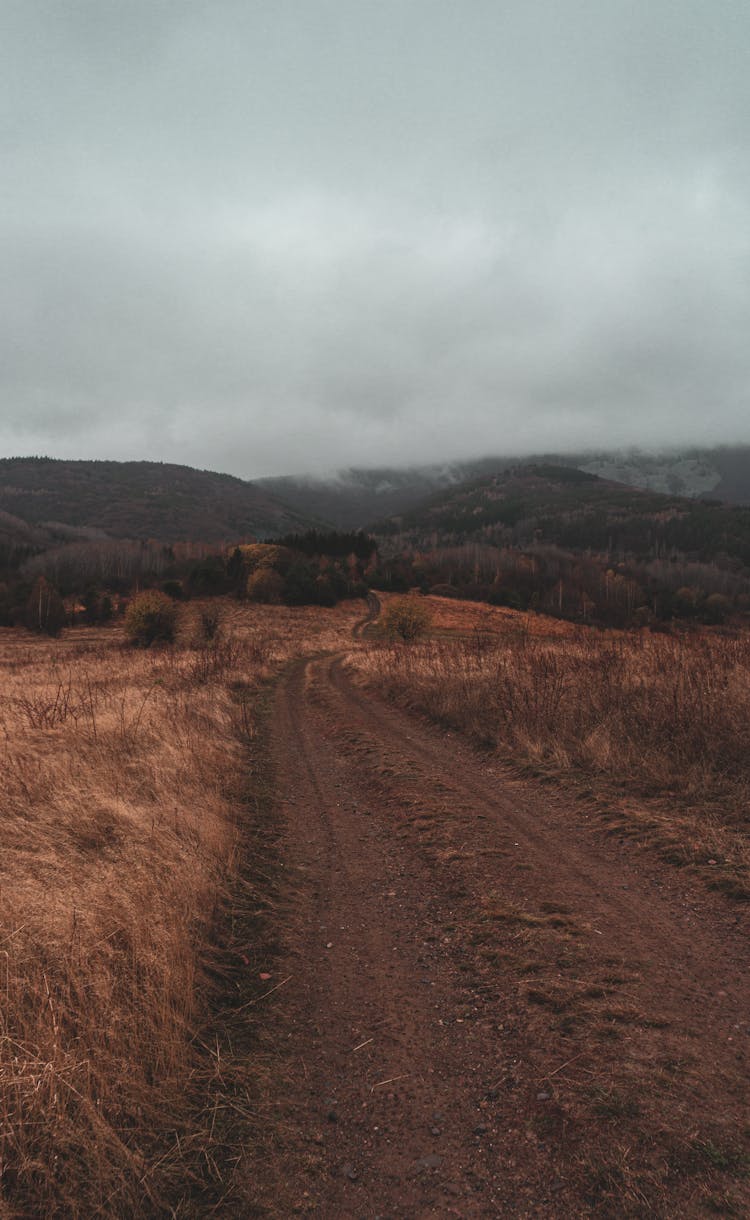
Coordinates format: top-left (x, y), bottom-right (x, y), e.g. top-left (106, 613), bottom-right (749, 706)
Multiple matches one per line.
top-left (255, 639), bottom-right (750, 1218)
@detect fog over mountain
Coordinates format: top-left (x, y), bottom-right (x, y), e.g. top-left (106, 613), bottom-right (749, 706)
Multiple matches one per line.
top-left (257, 445), bottom-right (750, 529)
top-left (2, 3), bottom-right (750, 476)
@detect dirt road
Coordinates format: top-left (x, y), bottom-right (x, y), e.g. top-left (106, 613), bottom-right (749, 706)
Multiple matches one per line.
top-left (254, 640), bottom-right (750, 1217)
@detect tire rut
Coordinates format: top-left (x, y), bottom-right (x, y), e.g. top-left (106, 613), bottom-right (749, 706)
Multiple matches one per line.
top-left (326, 656), bottom-right (750, 1021)
top-left (261, 648), bottom-right (750, 1218)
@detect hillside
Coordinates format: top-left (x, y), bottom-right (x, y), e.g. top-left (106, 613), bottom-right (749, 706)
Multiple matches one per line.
top-left (0, 458), bottom-right (314, 543)
top-left (366, 465), bottom-right (750, 626)
top-left (256, 459), bottom-right (508, 528)
top-left (378, 464), bottom-right (750, 566)
top-left (257, 445), bottom-right (750, 530)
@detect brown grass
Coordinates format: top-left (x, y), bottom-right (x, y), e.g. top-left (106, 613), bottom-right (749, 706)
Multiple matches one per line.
top-left (375, 591), bottom-right (577, 638)
top-left (0, 598), bottom-right (362, 1217)
top-left (355, 603), bottom-right (750, 883)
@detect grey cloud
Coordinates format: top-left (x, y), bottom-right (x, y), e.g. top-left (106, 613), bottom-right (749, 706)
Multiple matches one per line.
top-left (2, 2), bottom-right (750, 477)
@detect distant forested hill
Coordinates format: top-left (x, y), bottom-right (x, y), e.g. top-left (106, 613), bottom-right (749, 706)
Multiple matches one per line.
top-left (0, 458), bottom-right (315, 543)
top-left (256, 460), bottom-right (509, 528)
top-left (377, 464), bottom-right (750, 567)
top-left (364, 465), bottom-right (750, 626)
top-left (257, 445), bottom-right (750, 531)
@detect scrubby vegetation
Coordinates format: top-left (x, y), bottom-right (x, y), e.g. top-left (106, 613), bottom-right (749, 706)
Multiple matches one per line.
top-left (235, 532), bottom-right (375, 607)
top-left (380, 595), bottom-right (432, 642)
top-left (125, 589), bottom-right (179, 645)
top-left (0, 599), bottom-right (364, 1216)
top-left (5, 548), bottom-right (750, 1212)
top-left (0, 527), bottom-right (378, 634)
top-left (350, 593), bottom-right (750, 900)
top-left (356, 597), bottom-right (750, 819)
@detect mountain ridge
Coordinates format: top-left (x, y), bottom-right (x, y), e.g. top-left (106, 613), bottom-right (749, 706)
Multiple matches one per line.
top-left (0, 457), bottom-right (316, 543)
top-left (257, 445), bottom-right (750, 529)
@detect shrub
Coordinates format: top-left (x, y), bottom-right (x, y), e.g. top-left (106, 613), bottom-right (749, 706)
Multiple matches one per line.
top-left (313, 575), bottom-right (337, 607)
top-left (25, 576), bottom-right (67, 636)
top-left (246, 568), bottom-right (285, 604)
top-left (196, 606), bottom-right (222, 642)
top-left (82, 588), bottom-right (100, 625)
top-left (283, 559), bottom-right (319, 605)
top-left (381, 596), bottom-right (432, 642)
top-left (703, 593), bottom-right (731, 624)
top-left (125, 590), bottom-right (178, 646)
top-left (238, 543), bottom-right (294, 575)
top-left (188, 555), bottom-right (231, 596)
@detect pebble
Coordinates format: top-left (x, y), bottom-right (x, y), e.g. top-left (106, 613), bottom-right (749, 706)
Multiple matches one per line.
top-left (536, 1092), bottom-right (551, 1101)
top-left (420, 1154), bottom-right (443, 1170)
top-left (342, 1163), bottom-right (358, 1181)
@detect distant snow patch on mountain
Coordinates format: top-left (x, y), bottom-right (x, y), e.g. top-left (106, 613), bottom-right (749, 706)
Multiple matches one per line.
top-left (578, 456), bottom-right (722, 498)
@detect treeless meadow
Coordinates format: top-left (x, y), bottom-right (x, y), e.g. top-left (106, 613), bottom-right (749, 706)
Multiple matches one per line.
top-left (0, 599), bottom-right (362, 1217)
top-left (357, 595), bottom-right (750, 898)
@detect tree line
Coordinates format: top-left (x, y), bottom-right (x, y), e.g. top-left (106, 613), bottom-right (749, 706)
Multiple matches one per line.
top-left (1, 530), bottom-right (378, 635)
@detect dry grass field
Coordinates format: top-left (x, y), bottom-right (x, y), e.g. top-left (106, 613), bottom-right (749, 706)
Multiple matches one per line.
top-left (0, 598), bottom-right (363, 1217)
top-left (357, 596), bottom-right (750, 897)
top-left (239, 598), bottom-right (750, 1216)
top-left (6, 587), bottom-right (750, 1216)
top-left (375, 590), bottom-right (578, 638)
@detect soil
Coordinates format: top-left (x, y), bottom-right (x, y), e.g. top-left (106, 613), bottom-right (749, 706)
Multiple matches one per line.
top-left (244, 618), bottom-right (750, 1217)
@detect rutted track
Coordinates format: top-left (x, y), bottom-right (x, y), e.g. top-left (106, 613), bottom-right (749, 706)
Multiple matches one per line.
top-left (261, 642), bottom-right (750, 1217)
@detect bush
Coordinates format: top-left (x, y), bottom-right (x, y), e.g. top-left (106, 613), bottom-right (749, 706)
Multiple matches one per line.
top-left (82, 588), bottom-right (100, 625)
top-left (125, 590), bottom-right (178, 646)
top-left (25, 577), bottom-right (67, 636)
top-left (380, 596), bottom-right (432, 642)
top-left (246, 568), bottom-right (284, 604)
top-left (196, 606), bottom-right (222, 642)
top-left (702, 592), bottom-right (731, 624)
top-left (188, 555), bottom-right (231, 596)
top-left (238, 544), bottom-right (294, 575)
top-left (283, 560), bottom-right (319, 605)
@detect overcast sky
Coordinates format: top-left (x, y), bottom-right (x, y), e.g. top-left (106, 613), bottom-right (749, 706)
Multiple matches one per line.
top-left (2, 1), bottom-right (750, 478)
